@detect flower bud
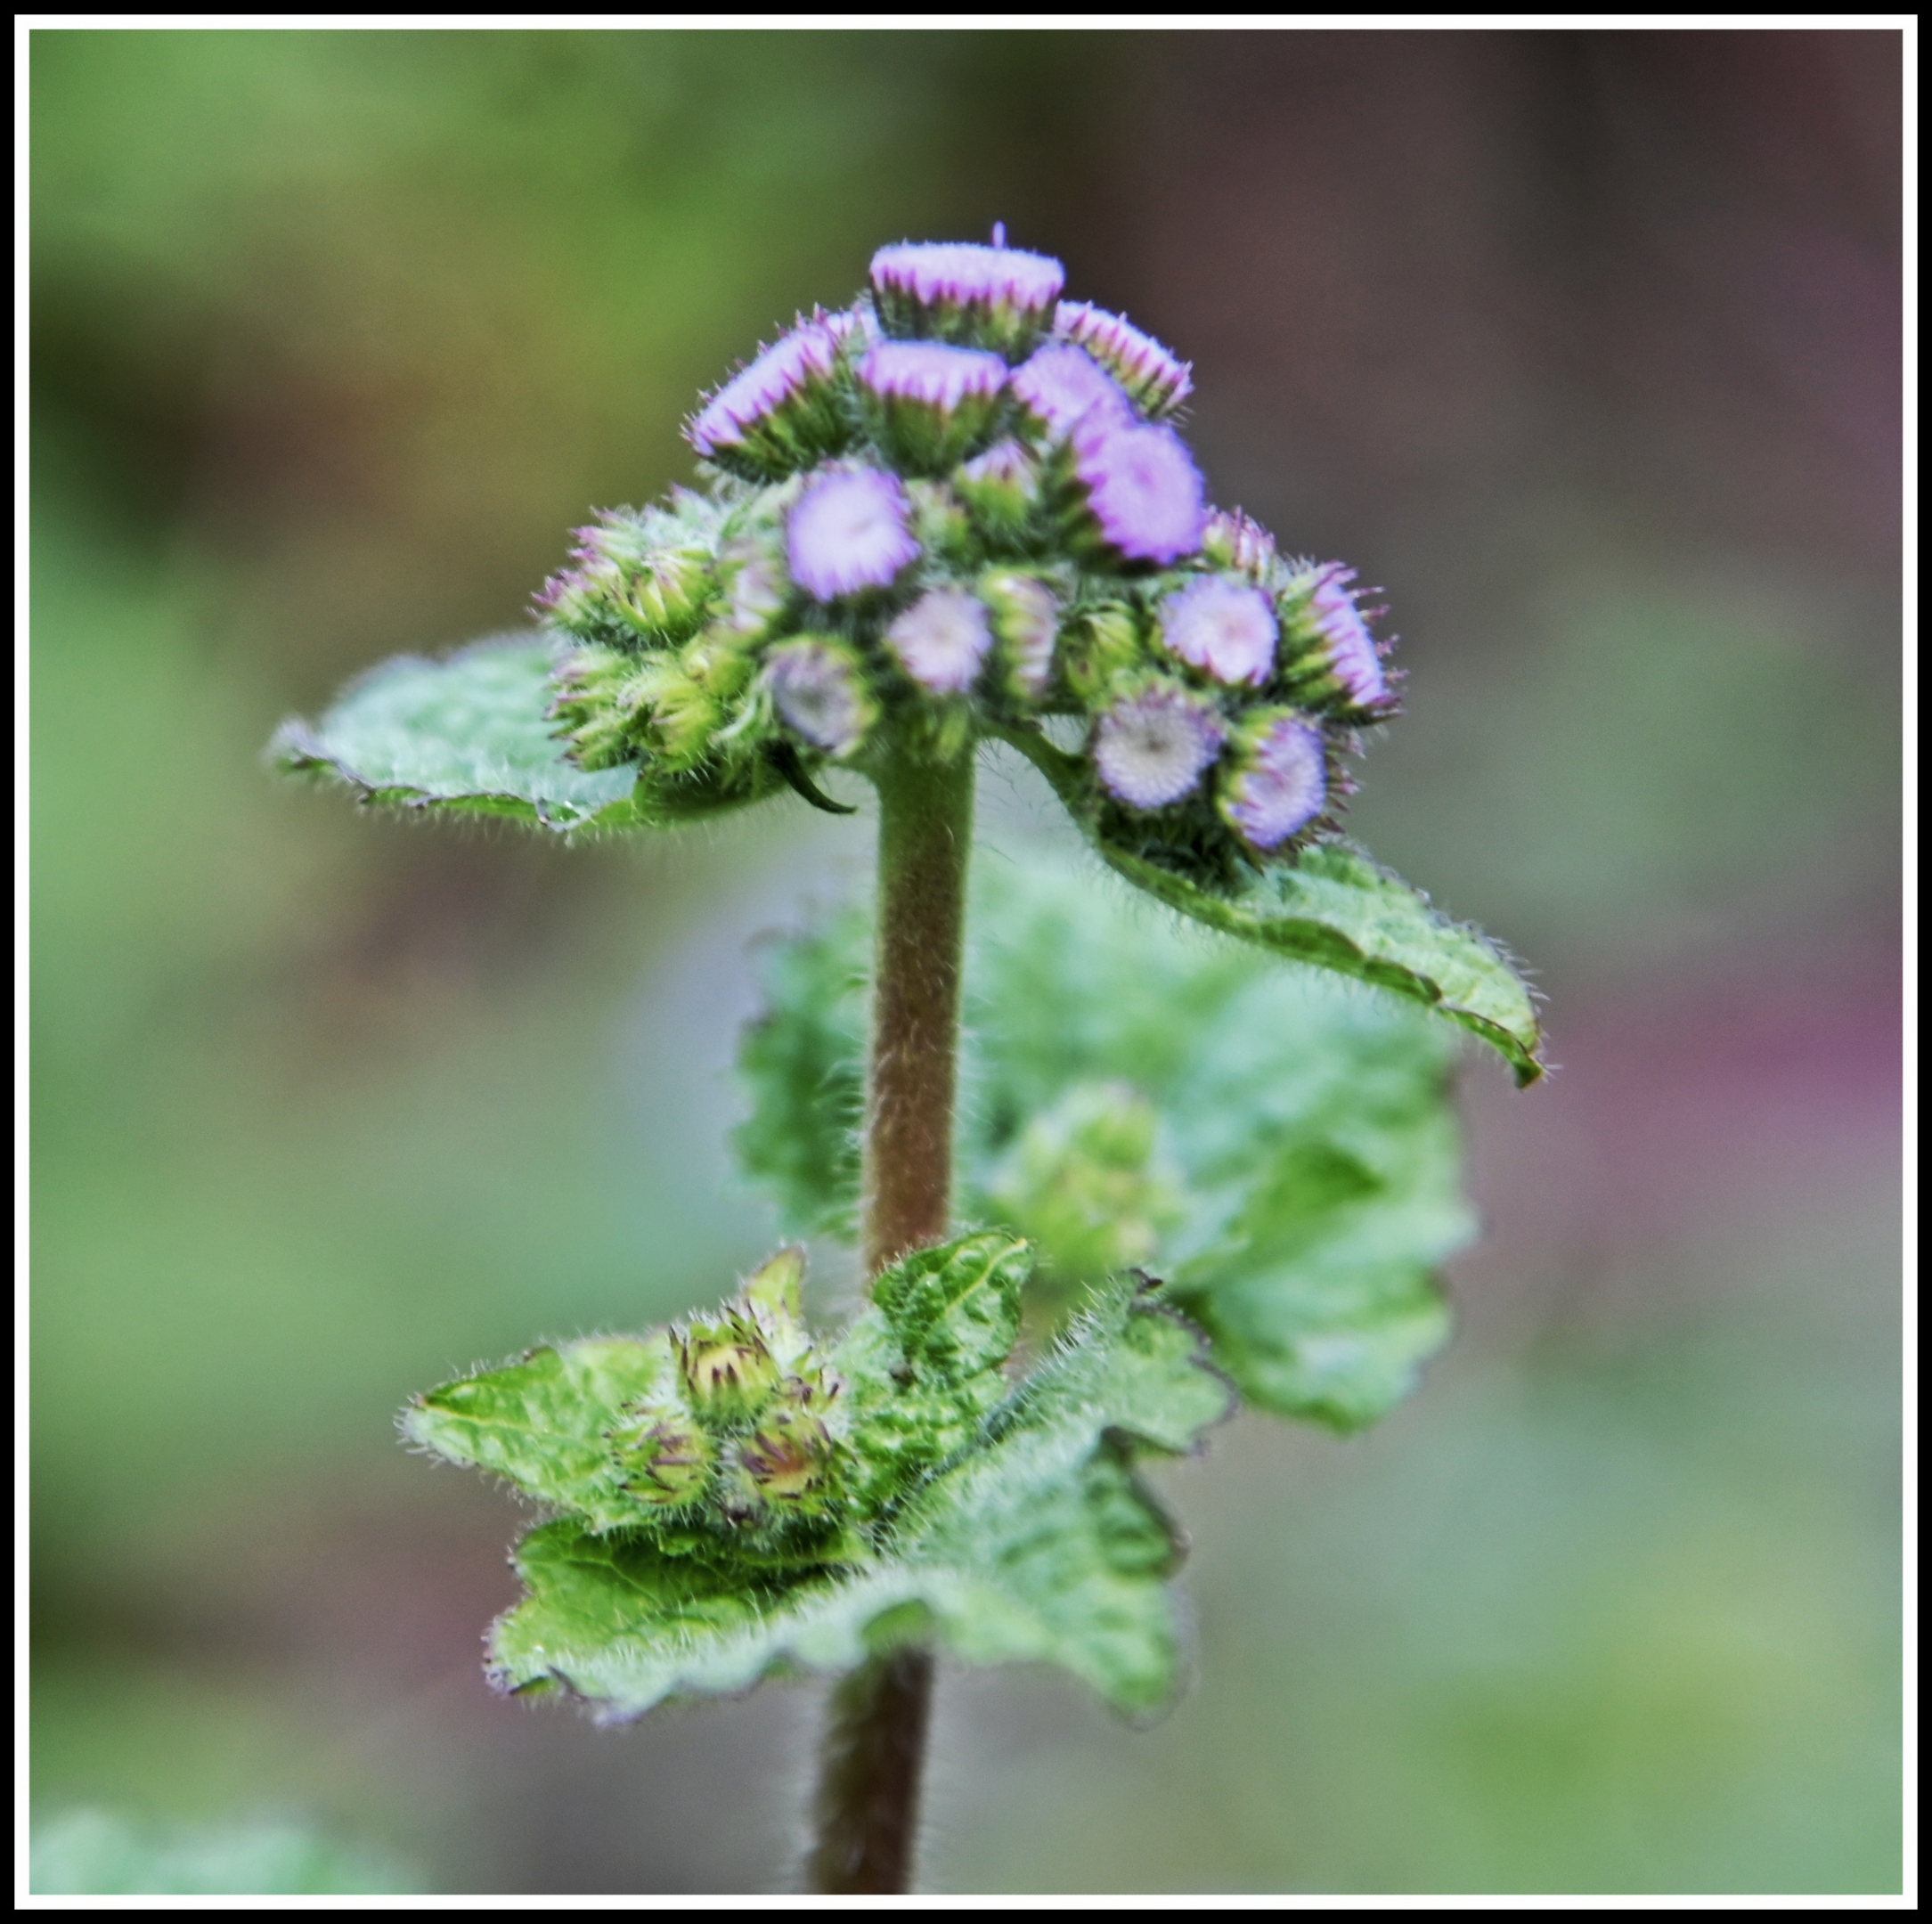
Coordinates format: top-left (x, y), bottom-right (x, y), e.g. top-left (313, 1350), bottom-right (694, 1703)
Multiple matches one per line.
top-left (857, 340), bottom-right (1007, 474)
top-left (1217, 709), bottom-right (1328, 850)
top-left (1092, 680), bottom-right (1227, 810)
top-left (885, 587), bottom-right (993, 696)
top-left (978, 568), bottom-right (1062, 703)
top-left (687, 319), bottom-right (852, 481)
top-left (550, 643), bottom-right (656, 770)
top-left (1010, 343), bottom-right (1133, 442)
top-left (1201, 508), bottom-right (1277, 584)
top-left (1157, 575), bottom-right (1277, 687)
top-left (1276, 563), bottom-right (1393, 713)
top-left (1053, 301), bottom-right (1193, 419)
top-left (678, 1310), bottom-right (780, 1420)
top-left (953, 437), bottom-right (1041, 546)
top-left (1057, 600), bottom-right (1145, 706)
top-left (743, 1243), bottom-right (806, 1326)
top-left (1061, 414), bottom-right (1206, 568)
top-left (764, 637), bottom-right (878, 760)
top-left (869, 240), bottom-right (1065, 362)
top-left (535, 505), bottom-right (720, 649)
top-left (738, 1403), bottom-right (837, 1508)
top-left (786, 467), bottom-right (919, 602)
top-left (607, 1410), bottom-right (713, 1506)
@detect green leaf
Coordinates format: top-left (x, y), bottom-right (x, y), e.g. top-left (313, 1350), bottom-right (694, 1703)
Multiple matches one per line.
top-left (734, 853), bottom-right (1481, 1429)
top-left (403, 1334), bottom-right (677, 1533)
top-left (1093, 842), bottom-right (1544, 1087)
top-left (731, 908), bottom-right (867, 1240)
top-left (485, 1270), bottom-right (1230, 1719)
top-left (270, 634), bottom-right (643, 833)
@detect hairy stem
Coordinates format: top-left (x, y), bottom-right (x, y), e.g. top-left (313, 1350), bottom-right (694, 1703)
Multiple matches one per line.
top-left (805, 737), bottom-right (974, 1896)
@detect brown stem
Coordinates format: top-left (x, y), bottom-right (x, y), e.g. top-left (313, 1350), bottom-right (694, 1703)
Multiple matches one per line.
top-left (805, 737), bottom-right (974, 1896)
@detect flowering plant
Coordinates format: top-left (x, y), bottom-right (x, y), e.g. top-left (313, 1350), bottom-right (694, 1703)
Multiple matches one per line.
top-left (273, 238), bottom-right (1540, 1893)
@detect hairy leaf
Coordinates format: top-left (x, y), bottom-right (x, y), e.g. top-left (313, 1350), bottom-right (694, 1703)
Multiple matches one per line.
top-left (485, 1270), bottom-right (1229, 1718)
top-left (736, 854), bottom-right (1479, 1428)
top-left (270, 634), bottom-right (642, 832)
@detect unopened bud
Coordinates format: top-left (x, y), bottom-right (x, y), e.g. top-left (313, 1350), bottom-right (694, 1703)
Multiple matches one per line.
top-left (1201, 508), bottom-right (1277, 584)
top-left (954, 437), bottom-right (1041, 547)
top-left (1217, 709), bottom-right (1327, 850)
top-left (1276, 563), bottom-right (1394, 715)
top-left (1053, 302), bottom-right (1193, 419)
top-left (978, 568), bottom-right (1062, 703)
top-left (1056, 601), bottom-right (1145, 707)
top-left (687, 319), bottom-right (853, 481)
top-left (857, 340), bottom-right (1007, 475)
top-left (607, 1410), bottom-right (713, 1505)
top-left (764, 637), bottom-right (878, 761)
top-left (869, 240), bottom-right (1065, 362)
top-left (739, 1403), bottom-right (836, 1507)
top-left (679, 1311), bottom-right (780, 1419)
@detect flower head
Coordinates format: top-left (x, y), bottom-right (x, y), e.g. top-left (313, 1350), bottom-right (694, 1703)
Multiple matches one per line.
top-left (787, 468), bottom-right (918, 600)
top-left (765, 638), bottom-right (877, 759)
top-left (1093, 682), bottom-right (1226, 810)
top-left (885, 587), bottom-right (993, 695)
top-left (1011, 343), bottom-right (1133, 440)
top-left (870, 240), bottom-right (1065, 360)
top-left (1159, 575), bottom-right (1277, 687)
top-left (1067, 415), bottom-right (1206, 567)
top-left (687, 321), bottom-right (849, 480)
top-left (1202, 507), bottom-right (1277, 584)
top-left (1289, 562), bottom-right (1390, 709)
top-left (1218, 711), bottom-right (1327, 849)
top-left (1054, 301), bottom-right (1193, 418)
top-left (858, 340), bottom-right (1007, 473)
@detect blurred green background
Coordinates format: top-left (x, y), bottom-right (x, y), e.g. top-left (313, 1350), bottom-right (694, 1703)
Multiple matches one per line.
top-left (29, 28), bottom-right (1902, 1895)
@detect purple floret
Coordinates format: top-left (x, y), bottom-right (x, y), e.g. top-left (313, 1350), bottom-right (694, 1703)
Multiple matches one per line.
top-left (886, 587), bottom-right (993, 695)
top-left (860, 340), bottom-right (1008, 410)
top-left (870, 241), bottom-right (1064, 313)
top-left (1159, 576), bottom-right (1277, 687)
top-left (1053, 301), bottom-right (1193, 417)
top-left (689, 322), bottom-right (839, 459)
top-left (1220, 714), bottom-right (1326, 849)
top-left (1093, 684), bottom-right (1226, 810)
top-left (1071, 415), bottom-right (1206, 566)
top-left (787, 469), bottom-right (919, 600)
top-left (1010, 343), bottom-right (1132, 438)
top-left (1304, 564), bottom-right (1389, 706)
top-left (766, 641), bottom-right (872, 758)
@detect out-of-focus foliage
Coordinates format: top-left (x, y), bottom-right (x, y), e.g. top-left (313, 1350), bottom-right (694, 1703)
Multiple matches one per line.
top-left (30, 1808), bottom-right (417, 1895)
top-left (738, 854), bottom-right (1474, 1429)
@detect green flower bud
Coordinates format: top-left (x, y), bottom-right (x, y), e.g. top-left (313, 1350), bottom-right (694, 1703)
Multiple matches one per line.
top-left (738, 1402), bottom-right (837, 1510)
top-left (744, 1243), bottom-right (806, 1326)
top-left (550, 642), bottom-right (657, 771)
top-left (1057, 600), bottom-right (1145, 707)
top-left (607, 1409), bottom-right (714, 1506)
top-left (978, 568), bottom-right (1062, 704)
top-left (953, 437), bottom-right (1041, 548)
top-left (679, 1310), bottom-right (780, 1420)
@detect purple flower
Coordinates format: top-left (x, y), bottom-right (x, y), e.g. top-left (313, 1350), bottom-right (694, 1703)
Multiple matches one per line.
top-left (688, 321), bottom-right (848, 479)
top-left (1300, 563), bottom-right (1390, 708)
top-left (1219, 712), bottom-right (1327, 850)
top-left (765, 639), bottom-right (876, 758)
top-left (885, 587), bottom-right (992, 695)
top-left (1053, 301), bottom-right (1193, 418)
top-left (786, 468), bottom-right (918, 600)
top-left (1069, 415), bottom-right (1206, 567)
top-left (869, 240), bottom-right (1065, 359)
top-left (1093, 683), bottom-right (1226, 810)
top-left (858, 340), bottom-right (1008, 472)
top-left (1159, 575), bottom-right (1277, 687)
top-left (1010, 343), bottom-right (1133, 439)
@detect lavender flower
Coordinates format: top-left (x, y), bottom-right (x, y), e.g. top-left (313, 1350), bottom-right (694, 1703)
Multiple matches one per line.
top-left (1067, 414), bottom-right (1206, 567)
top-left (1158, 575), bottom-right (1277, 687)
top-left (764, 638), bottom-right (876, 759)
top-left (687, 321), bottom-right (849, 480)
top-left (858, 340), bottom-right (1007, 473)
top-left (1093, 682), bottom-right (1226, 810)
top-left (1201, 507), bottom-right (1277, 584)
top-left (885, 587), bottom-right (993, 695)
top-left (1053, 301), bottom-right (1193, 418)
top-left (1218, 711), bottom-right (1328, 850)
top-left (786, 468), bottom-right (918, 600)
top-left (978, 569), bottom-right (1061, 700)
top-left (1289, 562), bottom-right (1390, 709)
top-left (1010, 343), bottom-right (1133, 440)
top-left (869, 240), bottom-right (1065, 360)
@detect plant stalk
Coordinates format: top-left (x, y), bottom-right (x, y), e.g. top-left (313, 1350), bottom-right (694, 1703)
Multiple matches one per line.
top-left (804, 737), bottom-right (974, 1895)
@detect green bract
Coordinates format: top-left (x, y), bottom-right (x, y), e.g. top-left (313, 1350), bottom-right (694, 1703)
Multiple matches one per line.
top-left (406, 1234), bottom-right (1230, 1716)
